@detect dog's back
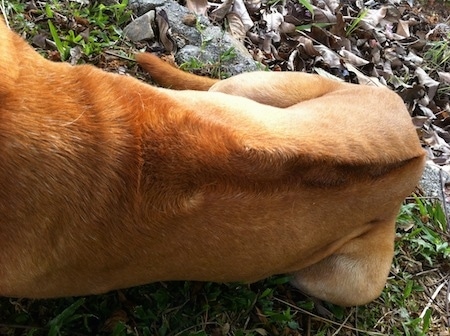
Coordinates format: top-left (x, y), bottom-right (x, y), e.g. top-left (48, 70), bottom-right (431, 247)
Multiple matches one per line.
top-left (0, 19), bottom-right (425, 306)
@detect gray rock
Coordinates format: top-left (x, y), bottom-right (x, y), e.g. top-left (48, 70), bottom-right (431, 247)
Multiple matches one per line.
top-left (128, 0), bottom-right (259, 76)
top-left (419, 161), bottom-right (450, 217)
top-left (129, 0), bottom-right (165, 16)
top-left (123, 10), bottom-right (156, 42)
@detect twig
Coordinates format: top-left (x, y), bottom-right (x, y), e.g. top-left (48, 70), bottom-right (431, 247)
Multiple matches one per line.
top-left (419, 279), bottom-right (447, 319)
top-left (0, 0), bottom-right (10, 28)
top-left (332, 308), bottom-right (354, 336)
top-left (104, 50), bottom-right (135, 61)
top-left (274, 297), bottom-right (387, 335)
top-left (447, 274), bottom-right (450, 327)
top-left (438, 168), bottom-right (450, 231)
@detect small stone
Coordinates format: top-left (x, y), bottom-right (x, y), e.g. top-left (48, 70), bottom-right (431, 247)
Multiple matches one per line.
top-left (182, 14), bottom-right (197, 27)
top-left (128, 0), bottom-right (165, 15)
top-left (123, 11), bottom-right (155, 42)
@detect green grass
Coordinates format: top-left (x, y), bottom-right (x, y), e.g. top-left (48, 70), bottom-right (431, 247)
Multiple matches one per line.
top-left (1, 1), bottom-right (449, 335)
top-left (178, 19), bottom-right (238, 79)
top-left (3, 0), bottom-right (132, 62)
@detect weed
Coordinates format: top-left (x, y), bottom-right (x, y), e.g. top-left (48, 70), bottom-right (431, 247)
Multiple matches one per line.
top-left (297, 0), bottom-right (315, 20)
top-left (179, 19), bottom-right (238, 79)
top-left (5, 0), bottom-right (132, 62)
top-left (346, 8), bottom-right (369, 37)
top-left (424, 33), bottom-right (450, 69)
top-left (296, 22), bottom-right (333, 31)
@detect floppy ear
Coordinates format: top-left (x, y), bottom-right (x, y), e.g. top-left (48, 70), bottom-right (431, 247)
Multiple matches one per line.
top-left (0, 18), bottom-right (21, 94)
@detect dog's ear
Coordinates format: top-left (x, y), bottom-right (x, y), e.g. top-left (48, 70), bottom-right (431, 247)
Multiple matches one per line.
top-left (0, 18), bottom-right (20, 94)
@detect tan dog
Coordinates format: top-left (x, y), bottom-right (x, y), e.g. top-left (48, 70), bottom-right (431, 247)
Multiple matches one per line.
top-left (0, 18), bottom-right (425, 306)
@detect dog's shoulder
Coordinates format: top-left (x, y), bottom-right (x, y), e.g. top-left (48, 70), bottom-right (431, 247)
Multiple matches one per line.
top-left (0, 18), bottom-right (23, 93)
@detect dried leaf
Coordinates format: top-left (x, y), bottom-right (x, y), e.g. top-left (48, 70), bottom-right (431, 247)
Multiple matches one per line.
top-left (262, 31), bottom-right (280, 53)
top-left (403, 51), bottom-right (423, 65)
top-left (210, 0), bottom-right (233, 22)
top-left (232, 0), bottom-right (254, 31)
top-left (263, 9), bottom-right (284, 32)
top-left (186, 0), bottom-right (208, 16)
top-left (339, 49), bottom-right (369, 66)
top-left (423, 126), bottom-right (449, 151)
top-left (396, 19), bottom-right (410, 38)
top-left (226, 13), bottom-right (246, 42)
top-left (425, 23), bottom-right (450, 40)
top-left (156, 10), bottom-right (175, 53)
top-left (69, 46), bottom-right (82, 65)
top-left (330, 12), bottom-right (346, 37)
top-left (287, 49), bottom-right (298, 71)
top-left (389, 75), bottom-right (411, 89)
top-left (438, 72), bottom-right (450, 84)
top-left (279, 21), bottom-right (296, 34)
top-left (254, 328), bottom-right (268, 335)
top-left (313, 67), bottom-right (344, 81)
top-left (324, 0), bottom-right (340, 13)
top-left (31, 33), bottom-right (47, 49)
top-left (312, 6), bottom-right (336, 23)
top-left (296, 36), bottom-right (321, 57)
top-left (314, 45), bottom-right (341, 67)
top-left (416, 67), bottom-right (440, 101)
top-left (399, 85), bottom-right (426, 104)
top-left (345, 63), bottom-right (384, 87)
top-left (182, 14), bottom-right (197, 27)
top-left (361, 7), bottom-right (388, 28)
top-left (245, 0), bottom-right (261, 14)
top-left (412, 116), bottom-right (430, 128)
top-left (285, 0), bottom-right (312, 25)
top-left (101, 310), bottom-right (129, 333)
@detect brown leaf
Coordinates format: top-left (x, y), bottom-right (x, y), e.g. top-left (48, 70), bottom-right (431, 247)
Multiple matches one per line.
top-left (186, 0), bottom-right (208, 16)
top-left (330, 12), bottom-right (346, 37)
top-left (285, 0), bottom-right (312, 25)
top-left (296, 36), bottom-right (321, 58)
top-left (399, 84), bottom-right (427, 104)
top-left (262, 32), bottom-right (279, 53)
top-left (412, 116), bottom-right (430, 128)
top-left (31, 33), bottom-right (47, 49)
top-left (262, 9), bottom-right (284, 32)
top-left (325, 0), bottom-right (340, 13)
top-left (101, 310), bottom-right (129, 333)
top-left (339, 49), bottom-right (369, 66)
top-left (210, 0), bottom-right (233, 22)
top-left (362, 7), bottom-right (388, 27)
top-left (279, 21), bottom-right (296, 34)
top-left (245, 0), bottom-right (262, 14)
top-left (313, 67), bottom-right (344, 81)
top-left (312, 6), bottom-right (336, 24)
top-left (182, 14), bottom-right (197, 27)
top-left (345, 63), bottom-right (384, 86)
top-left (396, 19), bottom-right (410, 38)
top-left (314, 45), bottom-right (341, 67)
top-left (232, 0), bottom-right (254, 31)
top-left (438, 72), bottom-right (450, 84)
top-left (226, 13), bottom-right (246, 42)
top-left (416, 67), bottom-right (440, 100)
top-left (156, 10), bottom-right (176, 53)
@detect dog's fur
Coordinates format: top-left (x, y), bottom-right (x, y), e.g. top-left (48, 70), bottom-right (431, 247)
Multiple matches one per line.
top-left (0, 18), bottom-right (425, 306)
